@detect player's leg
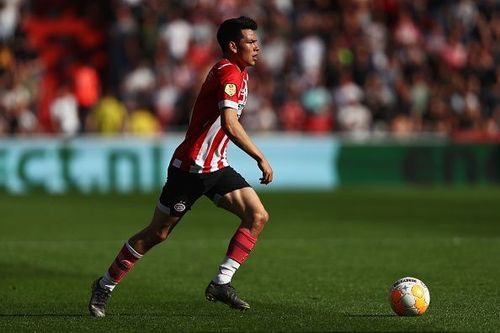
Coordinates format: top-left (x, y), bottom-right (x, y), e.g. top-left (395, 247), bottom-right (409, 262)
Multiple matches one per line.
top-left (218, 186), bottom-right (269, 238)
top-left (128, 207), bottom-right (183, 254)
top-left (212, 186), bottom-right (269, 284)
top-left (99, 208), bottom-right (182, 291)
top-left (89, 166), bottom-right (201, 317)
top-left (89, 208), bottom-right (182, 317)
top-left (204, 168), bottom-right (269, 310)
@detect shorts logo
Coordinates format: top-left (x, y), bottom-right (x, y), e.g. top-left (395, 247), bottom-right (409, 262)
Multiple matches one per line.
top-left (174, 201), bottom-right (186, 212)
top-left (224, 83), bottom-right (236, 96)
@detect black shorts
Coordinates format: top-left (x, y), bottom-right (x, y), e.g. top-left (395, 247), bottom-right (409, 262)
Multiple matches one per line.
top-left (157, 166), bottom-right (251, 217)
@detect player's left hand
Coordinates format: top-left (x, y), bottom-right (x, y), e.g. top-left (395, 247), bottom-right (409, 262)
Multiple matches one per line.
top-left (258, 158), bottom-right (273, 185)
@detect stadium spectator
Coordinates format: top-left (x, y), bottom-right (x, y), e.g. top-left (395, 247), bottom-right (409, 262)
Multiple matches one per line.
top-left (73, 63), bottom-right (100, 133)
top-left (86, 89), bottom-right (127, 135)
top-left (127, 106), bottom-right (160, 136)
top-left (336, 94), bottom-right (372, 136)
top-left (158, 8), bottom-right (193, 61)
top-left (363, 72), bottom-right (396, 131)
top-left (49, 83), bottom-right (79, 137)
top-left (302, 80), bottom-right (334, 133)
top-left (154, 71), bottom-right (180, 130)
top-left (122, 59), bottom-right (155, 96)
top-left (278, 79), bottom-right (307, 132)
top-left (0, 0), bottom-right (21, 41)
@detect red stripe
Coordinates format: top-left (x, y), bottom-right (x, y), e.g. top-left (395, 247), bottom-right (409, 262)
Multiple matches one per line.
top-left (203, 128), bottom-right (226, 171)
top-left (226, 228), bottom-right (257, 264)
top-left (106, 244), bottom-right (141, 282)
top-left (238, 228), bottom-right (257, 243)
top-left (232, 239), bottom-right (252, 254)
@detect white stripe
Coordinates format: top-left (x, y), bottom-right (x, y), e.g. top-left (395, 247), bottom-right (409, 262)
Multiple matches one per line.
top-left (218, 100), bottom-right (239, 110)
top-left (209, 136), bottom-right (230, 172)
top-left (194, 117), bottom-right (222, 169)
top-left (217, 63), bottom-right (232, 70)
top-left (103, 272), bottom-right (118, 286)
top-left (125, 242), bottom-right (143, 259)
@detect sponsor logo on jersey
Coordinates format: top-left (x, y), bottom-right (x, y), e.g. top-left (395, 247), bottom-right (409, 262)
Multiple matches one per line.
top-left (224, 83), bottom-right (237, 96)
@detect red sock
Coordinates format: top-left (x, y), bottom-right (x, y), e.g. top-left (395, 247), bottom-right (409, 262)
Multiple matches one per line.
top-left (226, 228), bottom-right (257, 264)
top-left (106, 243), bottom-right (142, 283)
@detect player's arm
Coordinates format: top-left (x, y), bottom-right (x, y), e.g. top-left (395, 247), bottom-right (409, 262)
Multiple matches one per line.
top-left (220, 108), bottom-right (273, 184)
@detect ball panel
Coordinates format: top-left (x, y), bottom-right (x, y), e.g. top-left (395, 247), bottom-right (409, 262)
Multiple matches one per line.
top-left (390, 289), bottom-right (403, 303)
top-left (411, 284), bottom-right (424, 298)
top-left (424, 288), bottom-right (431, 304)
top-left (415, 297), bottom-right (428, 314)
top-left (391, 299), bottom-right (407, 316)
top-left (400, 294), bottom-right (416, 307)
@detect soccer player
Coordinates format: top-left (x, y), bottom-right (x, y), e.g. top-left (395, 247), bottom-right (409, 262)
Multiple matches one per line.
top-left (88, 16), bottom-right (273, 317)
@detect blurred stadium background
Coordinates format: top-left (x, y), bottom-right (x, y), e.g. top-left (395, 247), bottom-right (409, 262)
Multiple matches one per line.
top-left (1, 1), bottom-right (500, 332)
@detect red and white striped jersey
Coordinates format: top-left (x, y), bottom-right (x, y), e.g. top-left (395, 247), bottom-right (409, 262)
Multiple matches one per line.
top-left (170, 58), bottom-right (249, 173)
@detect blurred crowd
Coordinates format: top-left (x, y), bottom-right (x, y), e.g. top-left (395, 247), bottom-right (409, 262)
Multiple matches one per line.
top-left (1, 0), bottom-right (500, 140)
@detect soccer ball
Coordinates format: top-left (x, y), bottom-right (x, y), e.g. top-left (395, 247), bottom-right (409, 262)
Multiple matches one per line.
top-left (389, 277), bottom-right (430, 316)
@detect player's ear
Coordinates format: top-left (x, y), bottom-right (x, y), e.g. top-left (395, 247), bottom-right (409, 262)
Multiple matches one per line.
top-left (228, 40), bottom-right (238, 54)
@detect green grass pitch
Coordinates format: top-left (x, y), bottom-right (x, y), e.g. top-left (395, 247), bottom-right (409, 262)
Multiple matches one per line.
top-left (1, 187), bottom-right (499, 332)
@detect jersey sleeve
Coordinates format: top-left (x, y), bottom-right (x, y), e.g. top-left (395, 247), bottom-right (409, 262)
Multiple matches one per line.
top-left (216, 65), bottom-right (242, 111)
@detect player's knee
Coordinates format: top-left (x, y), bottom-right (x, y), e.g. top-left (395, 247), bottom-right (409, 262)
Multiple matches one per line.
top-left (152, 230), bottom-right (169, 243)
top-left (250, 209), bottom-right (269, 230)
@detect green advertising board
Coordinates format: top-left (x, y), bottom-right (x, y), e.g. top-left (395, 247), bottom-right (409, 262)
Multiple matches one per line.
top-left (338, 142), bottom-right (500, 185)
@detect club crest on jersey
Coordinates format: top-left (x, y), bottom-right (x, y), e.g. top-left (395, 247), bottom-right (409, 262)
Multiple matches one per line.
top-left (174, 201), bottom-right (186, 212)
top-left (224, 83), bottom-right (237, 96)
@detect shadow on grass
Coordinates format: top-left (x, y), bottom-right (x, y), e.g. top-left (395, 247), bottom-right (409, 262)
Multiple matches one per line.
top-left (0, 313), bottom-right (218, 318)
top-left (0, 314), bottom-right (88, 318)
top-left (345, 313), bottom-right (397, 318)
top-left (0, 260), bottom-right (95, 280)
top-left (0, 304), bottom-right (423, 332)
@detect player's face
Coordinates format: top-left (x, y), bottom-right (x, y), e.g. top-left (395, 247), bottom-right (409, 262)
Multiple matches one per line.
top-left (236, 29), bottom-right (259, 67)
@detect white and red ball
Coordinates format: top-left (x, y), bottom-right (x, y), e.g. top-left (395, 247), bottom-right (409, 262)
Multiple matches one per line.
top-left (389, 277), bottom-right (430, 316)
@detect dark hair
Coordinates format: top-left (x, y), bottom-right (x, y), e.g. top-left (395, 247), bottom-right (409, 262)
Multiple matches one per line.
top-left (216, 16), bottom-right (257, 52)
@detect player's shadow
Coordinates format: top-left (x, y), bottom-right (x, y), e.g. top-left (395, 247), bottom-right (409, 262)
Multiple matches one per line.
top-left (0, 313), bottom-right (215, 318)
top-left (0, 314), bottom-right (88, 318)
top-left (1, 260), bottom-right (93, 280)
